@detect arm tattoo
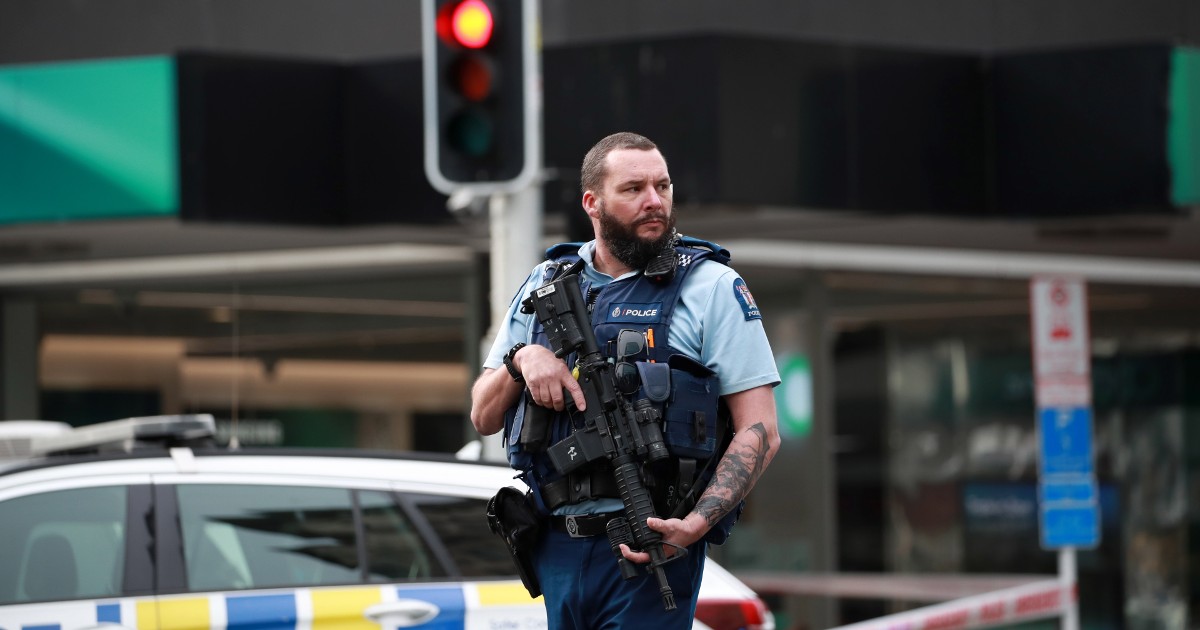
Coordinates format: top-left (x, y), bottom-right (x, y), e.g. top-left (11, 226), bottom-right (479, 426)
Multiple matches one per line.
top-left (694, 422), bottom-right (770, 527)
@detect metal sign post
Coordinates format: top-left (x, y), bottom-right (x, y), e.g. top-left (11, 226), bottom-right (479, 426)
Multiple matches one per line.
top-left (1030, 276), bottom-right (1098, 630)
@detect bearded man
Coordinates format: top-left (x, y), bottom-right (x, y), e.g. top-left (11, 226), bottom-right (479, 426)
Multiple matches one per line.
top-left (471, 131), bottom-right (781, 629)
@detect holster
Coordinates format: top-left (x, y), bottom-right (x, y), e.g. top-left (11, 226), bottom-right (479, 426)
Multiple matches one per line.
top-left (485, 486), bottom-right (544, 598)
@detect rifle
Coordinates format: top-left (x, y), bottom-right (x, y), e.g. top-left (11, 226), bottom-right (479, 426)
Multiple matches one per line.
top-left (520, 272), bottom-right (684, 611)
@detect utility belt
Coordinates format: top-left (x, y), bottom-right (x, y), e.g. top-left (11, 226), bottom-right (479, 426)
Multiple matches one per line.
top-left (548, 511), bottom-right (620, 538)
top-left (539, 457), bottom-right (705, 514)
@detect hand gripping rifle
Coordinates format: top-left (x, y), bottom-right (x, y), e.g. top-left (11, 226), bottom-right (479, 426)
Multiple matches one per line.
top-left (520, 273), bottom-right (685, 611)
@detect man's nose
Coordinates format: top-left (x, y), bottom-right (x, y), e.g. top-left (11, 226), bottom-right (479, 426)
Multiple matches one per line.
top-left (643, 187), bottom-right (663, 210)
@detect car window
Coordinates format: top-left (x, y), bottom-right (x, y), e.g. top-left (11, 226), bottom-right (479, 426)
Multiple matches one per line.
top-left (0, 486), bottom-right (126, 605)
top-left (176, 484), bottom-right (445, 592)
top-left (407, 494), bottom-right (515, 578)
top-left (361, 490), bottom-right (445, 581)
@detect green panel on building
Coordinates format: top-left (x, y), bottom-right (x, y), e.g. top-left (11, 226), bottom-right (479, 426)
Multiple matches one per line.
top-left (0, 56), bottom-right (177, 224)
top-left (1170, 47), bottom-right (1200, 207)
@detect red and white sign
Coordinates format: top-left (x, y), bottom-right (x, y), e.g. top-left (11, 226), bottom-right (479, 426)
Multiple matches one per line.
top-left (1030, 276), bottom-right (1091, 408)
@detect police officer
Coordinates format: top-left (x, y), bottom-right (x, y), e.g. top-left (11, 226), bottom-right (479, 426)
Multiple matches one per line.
top-left (471, 132), bottom-right (781, 629)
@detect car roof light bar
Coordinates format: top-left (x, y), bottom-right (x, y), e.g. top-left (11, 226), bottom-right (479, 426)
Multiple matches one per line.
top-left (27, 414), bottom-right (216, 457)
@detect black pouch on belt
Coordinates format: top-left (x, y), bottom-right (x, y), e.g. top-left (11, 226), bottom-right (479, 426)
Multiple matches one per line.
top-left (486, 486), bottom-right (544, 598)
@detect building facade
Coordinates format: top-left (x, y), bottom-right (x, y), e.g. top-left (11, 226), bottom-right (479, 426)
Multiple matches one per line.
top-left (2, 1), bottom-right (1199, 627)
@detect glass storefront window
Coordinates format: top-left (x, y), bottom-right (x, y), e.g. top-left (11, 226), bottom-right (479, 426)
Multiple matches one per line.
top-left (884, 312), bottom-right (1200, 629)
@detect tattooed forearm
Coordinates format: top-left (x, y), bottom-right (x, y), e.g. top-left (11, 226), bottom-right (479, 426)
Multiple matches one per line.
top-left (693, 422), bottom-right (771, 527)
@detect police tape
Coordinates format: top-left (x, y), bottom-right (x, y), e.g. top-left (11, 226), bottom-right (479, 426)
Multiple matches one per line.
top-left (829, 579), bottom-right (1070, 630)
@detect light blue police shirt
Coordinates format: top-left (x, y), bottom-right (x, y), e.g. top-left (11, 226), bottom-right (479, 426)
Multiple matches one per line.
top-left (483, 240), bottom-right (781, 395)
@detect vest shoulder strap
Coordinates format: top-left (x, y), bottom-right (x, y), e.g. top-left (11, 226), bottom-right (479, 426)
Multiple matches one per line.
top-left (678, 236), bottom-right (731, 265)
top-left (544, 242), bottom-right (584, 261)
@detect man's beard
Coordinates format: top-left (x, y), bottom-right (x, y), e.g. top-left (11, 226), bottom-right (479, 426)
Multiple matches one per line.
top-left (597, 200), bottom-right (677, 272)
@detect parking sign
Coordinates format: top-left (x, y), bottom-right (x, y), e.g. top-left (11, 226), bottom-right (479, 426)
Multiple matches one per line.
top-left (1030, 276), bottom-right (1099, 550)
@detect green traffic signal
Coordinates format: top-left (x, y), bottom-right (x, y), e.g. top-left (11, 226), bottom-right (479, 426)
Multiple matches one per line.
top-left (448, 109), bottom-right (494, 157)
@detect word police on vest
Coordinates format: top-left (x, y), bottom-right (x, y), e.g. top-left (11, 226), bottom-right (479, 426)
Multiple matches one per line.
top-left (609, 303), bottom-right (662, 322)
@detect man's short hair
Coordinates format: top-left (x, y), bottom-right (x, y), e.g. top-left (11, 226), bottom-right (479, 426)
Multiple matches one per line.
top-left (580, 132), bottom-right (663, 195)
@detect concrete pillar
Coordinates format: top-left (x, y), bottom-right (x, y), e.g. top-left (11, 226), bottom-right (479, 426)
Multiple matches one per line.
top-left (1, 296), bottom-right (39, 420)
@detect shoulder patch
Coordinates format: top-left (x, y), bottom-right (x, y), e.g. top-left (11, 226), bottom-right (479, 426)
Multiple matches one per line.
top-left (732, 277), bottom-right (761, 321)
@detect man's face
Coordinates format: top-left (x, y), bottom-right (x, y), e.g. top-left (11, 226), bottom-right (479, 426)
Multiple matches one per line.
top-left (588, 148), bottom-right (676, 269)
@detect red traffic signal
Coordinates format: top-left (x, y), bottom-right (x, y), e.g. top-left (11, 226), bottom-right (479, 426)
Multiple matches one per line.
top-left (437, 0), bottom-right (495, 49)
top-left (448, 47), bottom-right (493, 102)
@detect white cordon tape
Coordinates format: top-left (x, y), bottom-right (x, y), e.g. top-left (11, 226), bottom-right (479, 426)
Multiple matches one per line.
top-left (830, 580), bottom-right (1071, 630)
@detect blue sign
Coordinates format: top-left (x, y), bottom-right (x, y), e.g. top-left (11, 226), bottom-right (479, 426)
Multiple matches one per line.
top-left (1038, 405), bottom-right (1100, 549)
top-left (1041, 499), bottom-right (1100, 549)
top-left (1041, 479), bottom-right (1096, 503)
top-left (1038, 406), bottom-right (1094, 476)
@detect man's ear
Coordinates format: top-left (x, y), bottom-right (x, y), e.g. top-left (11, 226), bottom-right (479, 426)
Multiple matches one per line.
top-left (582, 190), bottom-right (600, 220)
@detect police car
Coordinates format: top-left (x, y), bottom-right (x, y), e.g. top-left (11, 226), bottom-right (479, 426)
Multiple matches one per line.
top-left (0, 415), bottom-right (773, 630)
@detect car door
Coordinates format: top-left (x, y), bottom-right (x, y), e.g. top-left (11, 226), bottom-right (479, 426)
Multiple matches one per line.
top-left (149, 479), bottom-right (477, 630)
top-left (395, 490), bottom-right (547, 630)
top-left (0, 480), bottom-right (155, 630)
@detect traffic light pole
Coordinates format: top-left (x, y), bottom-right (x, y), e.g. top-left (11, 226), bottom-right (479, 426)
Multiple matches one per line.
top-left (478, 183), bottom-right (542, 463)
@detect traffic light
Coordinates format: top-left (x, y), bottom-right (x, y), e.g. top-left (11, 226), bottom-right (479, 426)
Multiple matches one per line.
top-left (422, 0), bottom-right (539, 195)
